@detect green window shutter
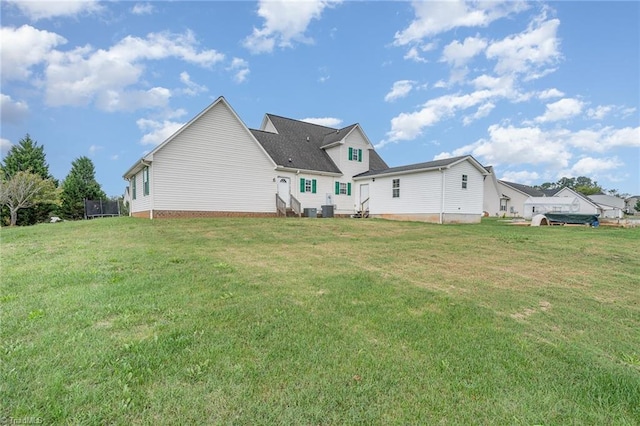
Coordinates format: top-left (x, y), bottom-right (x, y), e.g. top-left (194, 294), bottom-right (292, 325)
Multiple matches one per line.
top-left (312, 179), bottom-right (317, 194)
top-left (335, 181), bottom-right (340, 195)
top-left (300, 178), bottom-right (305, 193)
top-left (358, 149), bottom-right (363, 162)
top-left (348, 147), bottom-right (353, 160)
top-left (347, 183), bottom-right (352, 196)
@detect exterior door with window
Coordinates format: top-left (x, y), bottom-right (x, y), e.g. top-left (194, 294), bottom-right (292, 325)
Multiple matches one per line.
top-left (277, 177), bottom-right (291, 207)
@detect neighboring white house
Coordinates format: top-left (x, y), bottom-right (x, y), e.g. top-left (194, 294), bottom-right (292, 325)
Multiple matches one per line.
top-left (494, 180), bottom-right (547, 217)
top-left (353, 156), bottom-right (488, 223)
top-left (553, 187), bottom-right (602, 215)
top-left (588, 194), bottom-right (625, 218)
top-left (483, 166), bottom-right (508, 217)
top-left (124, 97), bottom-right (489, 222)
top-left (625, 196), bottom-right (640, 215)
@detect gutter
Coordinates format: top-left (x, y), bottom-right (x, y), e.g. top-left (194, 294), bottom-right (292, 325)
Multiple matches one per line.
top-left (274, 165), bottom-right (342, 177)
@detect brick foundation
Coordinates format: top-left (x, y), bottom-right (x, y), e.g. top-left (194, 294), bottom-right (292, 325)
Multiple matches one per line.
top-left (149, 210), bottom-right (278, 219)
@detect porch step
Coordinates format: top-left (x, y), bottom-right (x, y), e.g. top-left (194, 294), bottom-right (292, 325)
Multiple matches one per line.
top-left (352, 210), bottom-right (369, 218)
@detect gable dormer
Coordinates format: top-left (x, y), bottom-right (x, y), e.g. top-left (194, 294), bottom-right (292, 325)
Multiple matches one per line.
top-left (321, 124), bottom-right (374, 177)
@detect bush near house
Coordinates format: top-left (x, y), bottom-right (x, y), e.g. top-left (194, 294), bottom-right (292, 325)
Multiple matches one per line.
top-left (2, 218), bottom-right (638, 424)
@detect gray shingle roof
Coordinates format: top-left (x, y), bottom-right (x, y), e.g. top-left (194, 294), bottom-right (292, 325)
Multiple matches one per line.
top-left (250, 114), bottom-right (388, 175)
top-left (499, 180), bottom-right (547, 197)
top-left (354, 155), bottom-right (471, 178)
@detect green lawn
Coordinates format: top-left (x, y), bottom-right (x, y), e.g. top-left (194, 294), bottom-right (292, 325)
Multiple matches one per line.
top-left (2, 217), bottom-right (639, 424)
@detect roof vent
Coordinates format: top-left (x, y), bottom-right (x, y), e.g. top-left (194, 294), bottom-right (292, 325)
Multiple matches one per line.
top-left (336, 130), bottom-right (339, 133)
top-left (306, 136), bottom-right (310, 141)
top-left (288, 157), bottom-right (292, 162)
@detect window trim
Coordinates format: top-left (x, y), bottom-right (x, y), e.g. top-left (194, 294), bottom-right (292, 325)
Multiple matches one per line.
top-left (143, 166), bottom-right (150, 196)
top-left (300, 178), bottom-right (317, 194)
top-left (392, 178), bottom-right (400, 198)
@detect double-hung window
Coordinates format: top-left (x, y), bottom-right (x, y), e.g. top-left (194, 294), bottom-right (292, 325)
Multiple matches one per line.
top-left (300, 178), bottom-right (317, 193)
top-left (392, 179), bottom-right (400, 198)
top-left (132, 175), bottom-right (137, 200)
top-left (143, 166), bottom-right (150, 196)
top-left (348, 147), bottom-right (363, 162)
top-left (462, 174), bottom-right (468, 189)
top-left (335, 182), bottom-right (351, 195)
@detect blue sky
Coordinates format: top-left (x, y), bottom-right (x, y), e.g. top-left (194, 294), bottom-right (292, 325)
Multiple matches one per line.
top-left (1, 0), bottom-right (639, 197)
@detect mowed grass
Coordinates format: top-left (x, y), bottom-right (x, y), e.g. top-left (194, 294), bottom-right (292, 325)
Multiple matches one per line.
top-left (1, 217), bottom-right (639, 424)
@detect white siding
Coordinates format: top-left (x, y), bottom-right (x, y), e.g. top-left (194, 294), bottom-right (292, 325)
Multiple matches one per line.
top-left (483, 171), bottom-right (502, 216)
top-left (129, 172), bottom-right (151, 213)
top-left (288, 173), bottom-right (336, 211)
top-left (443, 162), bottom-right (484, 215)
top-left (151, 101), bottom-right (277, 212)
top-left (324, 128), bottom-right (372, 214)
top-left (363, 159), bottom-right (484, 223)
top-left (262, 117), bottom-right (278, 134)
top-left (497, 182), bottom-right (530, 217)
top-left (554, 188), bottom-right (599, 215)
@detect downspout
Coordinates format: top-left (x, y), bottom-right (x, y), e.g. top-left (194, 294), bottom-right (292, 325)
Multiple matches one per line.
top-left (440, 168), bottom-right (445, 224)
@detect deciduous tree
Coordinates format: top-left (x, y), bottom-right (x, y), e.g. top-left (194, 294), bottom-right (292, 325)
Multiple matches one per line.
top-left (0, 134), bottom-right (57, 225)
top-left (0, 171), bottom-right (59, 226)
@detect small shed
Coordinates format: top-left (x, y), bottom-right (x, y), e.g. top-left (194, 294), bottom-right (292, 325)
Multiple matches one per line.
top-left (523, 196), bottom-right (580, 219)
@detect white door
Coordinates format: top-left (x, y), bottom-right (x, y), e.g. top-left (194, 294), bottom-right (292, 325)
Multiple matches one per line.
top-left (277, 177), bottom-right (291, 207)
top-left (359, 184), bottom-right (369, 211)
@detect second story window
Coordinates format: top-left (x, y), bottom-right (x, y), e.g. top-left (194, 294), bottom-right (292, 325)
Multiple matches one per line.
top-left (348, 147), bottom-right (363, 162)
top-left (462, 174), bottom-right (468, 189)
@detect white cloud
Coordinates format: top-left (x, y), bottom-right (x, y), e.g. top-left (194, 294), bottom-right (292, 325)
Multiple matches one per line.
top-left (44, 30), bottom-right (223, 111)
top-left (243, 0), bottom-right (341, 54)
top-left (538, 88), bottom-right (564, 99)
top-left (300, 117), bottom-right (343, 128)
top-left (567, 156), bottom-right (623, 176)
top-left (136, 118), bottom-right (185, 146)
top-left (587, 105), bottom-right (613, 120)
top-left (227, 58), bottom-right (250, 83)
top-left (564, 126), bottom-right (640, 152)
top-left (462, 102), bottom-right (495, 125)
top-left (179, 72), bottom-right (208, 96)
top-left (454, 124), bottom-right (574, 169)
top-left (384, 80), bottom-right (415, 102)
top-left (95, 87), bottom-right (172, 112)
top-left (0, 25), bottom-right (67, 82)
top-left (1, 93), bottom-right (29, 124)
top-left (394, 0), bottom-right (528, 45)
top-left (5, 0), bottom-right (103, 20)
top-left (89, 144), bottom-right (103, 155)
top-left (383, 89), bottom-right (494, 144)
top-left (1, 138), bottom-right (13, 157)
top-left (534, 98), bottom-right (584, 123)
top-left (500, 170), bottom-right (540, 185)
top-left (131, 3), bottom-right (155, 15)
top-left (441, 36), bottom-right (487, 67)
top-left (486, 15), bottom-right (561, 77)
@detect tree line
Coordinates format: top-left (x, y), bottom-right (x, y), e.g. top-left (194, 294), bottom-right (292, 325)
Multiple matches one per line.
top-left (0, 134), bottom-right (110, 226)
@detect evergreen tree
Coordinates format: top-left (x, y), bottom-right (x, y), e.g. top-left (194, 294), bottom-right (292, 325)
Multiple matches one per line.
top-left (0, 134), bottom-right (57, 225)
top-left (60, 157), bottom-right (107, 220)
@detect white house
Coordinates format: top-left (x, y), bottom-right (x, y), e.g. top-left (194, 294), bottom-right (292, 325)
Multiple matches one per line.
top-left (123, 97), bottom-right (387, 219)
top-left (353, 156), bottom-right (488, 223)
top-left (124, 97), bottom-right (488, 223)
top-left (588, 194), bottom-right (625, 218)
top-left (625, 196), bottom-right (640, 215)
